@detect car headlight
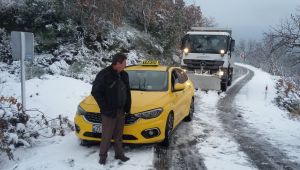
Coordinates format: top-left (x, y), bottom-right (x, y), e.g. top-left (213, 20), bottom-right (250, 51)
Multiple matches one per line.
top-left (135, 108), bottom-right (163, 119)
top-left (77, 106), bottom-right (86, 115)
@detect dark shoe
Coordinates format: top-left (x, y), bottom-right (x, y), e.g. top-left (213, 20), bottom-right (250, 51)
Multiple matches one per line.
top-left (99, 157), bottom-right (106, 165)
top-left (115, 155), bottom-right (130, 162)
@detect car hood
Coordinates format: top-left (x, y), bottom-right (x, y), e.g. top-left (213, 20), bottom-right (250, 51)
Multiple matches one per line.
top-left (80, 91), bottom-right (169, 114)
top-left (130, 91), bottom-right (168, 113)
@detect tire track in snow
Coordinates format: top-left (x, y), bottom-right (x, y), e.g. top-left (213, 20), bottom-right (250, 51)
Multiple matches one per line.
top-left (218, 65), bottom-right (300, 170)
top-left (153, 65), bottom-right (249, 170)
top-left (153, 117), bottom-right (208, 170)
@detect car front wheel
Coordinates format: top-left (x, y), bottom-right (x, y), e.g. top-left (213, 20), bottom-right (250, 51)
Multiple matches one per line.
top-left (184, 98), bottom-right (194, 122)
top-left (160, 113), bottom-right (174, 147)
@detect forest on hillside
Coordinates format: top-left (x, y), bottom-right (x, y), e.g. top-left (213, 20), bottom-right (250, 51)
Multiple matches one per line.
top-left (0, 0), bottom-right (212, 65)
top-left (0, 0), bottom-right (298, 113)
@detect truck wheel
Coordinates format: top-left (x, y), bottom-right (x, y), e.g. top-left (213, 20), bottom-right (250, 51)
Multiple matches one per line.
top-left (227, 68), bottom-right (233, 86)
top-left (184, 98), bottom-right (194, 122)
top-left (227, 76), bottom-right (232, 86)
top-left (160, 113), bottom-right (174, 147)
top-left (221, 82), bottom-right (227, 92)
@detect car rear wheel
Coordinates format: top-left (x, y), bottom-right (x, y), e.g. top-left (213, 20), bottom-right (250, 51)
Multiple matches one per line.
top-left (184, 98), bottom-right (194, 122)
top-left (160, 113), bottom-right (174, 147)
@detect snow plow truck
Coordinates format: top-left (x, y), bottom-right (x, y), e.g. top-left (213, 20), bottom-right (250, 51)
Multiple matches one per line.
top-left (180, 27), bottom-right (235, 92)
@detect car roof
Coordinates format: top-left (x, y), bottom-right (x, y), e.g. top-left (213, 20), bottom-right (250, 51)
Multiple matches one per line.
top-left (125, 65), bottom-right (171, 71)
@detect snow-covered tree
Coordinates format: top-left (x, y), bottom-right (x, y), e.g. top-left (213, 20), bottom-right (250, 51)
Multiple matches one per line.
top-left (235, 8), bottom-right (300, 114)
top-left (0, 28), bottom-right (12, 63)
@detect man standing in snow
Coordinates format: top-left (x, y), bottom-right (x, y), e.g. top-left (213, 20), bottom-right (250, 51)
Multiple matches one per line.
top-left (91, 53), bottom-right (131, 165)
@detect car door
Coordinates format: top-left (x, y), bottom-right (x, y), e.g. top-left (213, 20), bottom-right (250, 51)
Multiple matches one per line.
top-left (171, 69), bottom-right (186, 126)
top-left (177, 69), bottom-right (192, 118)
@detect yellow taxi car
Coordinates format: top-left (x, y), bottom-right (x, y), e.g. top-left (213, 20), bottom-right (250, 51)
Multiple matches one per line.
top-left (74, 61), bottom-right (195, 146)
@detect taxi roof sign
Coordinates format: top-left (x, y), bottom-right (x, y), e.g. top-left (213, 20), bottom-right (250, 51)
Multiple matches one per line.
top-left (141, 60), bottom-right (159, 66)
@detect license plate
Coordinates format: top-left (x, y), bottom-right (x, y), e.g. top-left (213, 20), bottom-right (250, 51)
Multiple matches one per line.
top-left (92, 124), bottom-right (102, 133)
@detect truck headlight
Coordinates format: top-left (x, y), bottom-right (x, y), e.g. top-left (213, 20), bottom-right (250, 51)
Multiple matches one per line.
top-left (217, 70), bottom-right (224, 76)
top-left (220, 49), bottom-right (225, 56)
top-left (77, 106), bottom-right (86, 115)
top-left (135, 108), bottom-right (163, 119)
top-left (183, 48), bottom-right (189, 54)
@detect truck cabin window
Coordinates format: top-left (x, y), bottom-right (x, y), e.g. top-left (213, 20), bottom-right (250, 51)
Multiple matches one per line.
top-left (183, 35), bottom-right (229, 54)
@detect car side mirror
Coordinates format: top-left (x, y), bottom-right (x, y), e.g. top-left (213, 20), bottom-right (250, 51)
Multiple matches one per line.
top-left (174, 83), bottom-right (185, 91)
top-left (230, 39), bottom-right (235, 52)
top-left (181, 34), bottom-right (190, 50)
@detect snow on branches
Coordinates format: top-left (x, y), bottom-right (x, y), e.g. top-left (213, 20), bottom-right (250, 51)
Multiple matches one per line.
top-left (0, 96), bottom-right (74, 160)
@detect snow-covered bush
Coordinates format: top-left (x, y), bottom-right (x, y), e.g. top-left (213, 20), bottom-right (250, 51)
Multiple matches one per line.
top-left (0, 96), bottom-right (74, 160)
top-left (48, 60), bottom-right (70, 75)
top-left (0, 28), bottom-right (12, 63)
top-left (275, 79), bottom-right (300, 117)
top-left (0, 96), bottom-right (29, 160)
top-left (68, 61), bottom-right (86, 75)
top-left (27, 65), bottom-right (46, 79)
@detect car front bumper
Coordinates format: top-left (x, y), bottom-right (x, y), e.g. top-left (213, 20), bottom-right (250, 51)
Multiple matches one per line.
top-left (74, 113), bottom-right (167, 144)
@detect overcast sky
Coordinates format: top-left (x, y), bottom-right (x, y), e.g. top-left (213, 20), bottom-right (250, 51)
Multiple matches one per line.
top-left (186, 0), bottom-right (299, 42)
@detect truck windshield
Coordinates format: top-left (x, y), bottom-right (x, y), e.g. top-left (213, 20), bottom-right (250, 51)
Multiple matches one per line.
top-left (127, 70), bottom-right (168, 91)
top-left (183, 35), bottom-right (229, 54)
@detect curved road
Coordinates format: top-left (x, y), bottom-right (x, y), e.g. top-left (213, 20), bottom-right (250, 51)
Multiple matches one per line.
top-left (154, 65), bottom-right (300, 170)
top-left (218, 66), bottom-right (300, 170)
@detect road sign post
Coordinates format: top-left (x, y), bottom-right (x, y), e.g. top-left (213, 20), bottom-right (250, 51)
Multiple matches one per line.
top-left (11, 31), bottom-right (34, 112)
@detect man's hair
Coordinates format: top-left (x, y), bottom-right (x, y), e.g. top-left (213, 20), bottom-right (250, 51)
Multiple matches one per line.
top-left (112, 53), bottom-right (127, 65)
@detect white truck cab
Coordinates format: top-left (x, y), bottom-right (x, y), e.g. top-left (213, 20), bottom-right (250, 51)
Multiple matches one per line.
top-left (181, 27), bottom-right (235, 91)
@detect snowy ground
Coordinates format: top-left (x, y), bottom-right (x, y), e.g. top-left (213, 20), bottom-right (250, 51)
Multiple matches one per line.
top-left (234, 63), bottom-right (300, 163)
top-left (193, 91), bottom-right (255, 170)
top-left (1, 63), bottom-right (299, 170)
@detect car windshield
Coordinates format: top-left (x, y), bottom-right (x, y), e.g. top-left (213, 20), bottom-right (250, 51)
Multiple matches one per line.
top-left (183, 35), bottom-right (229, 54)
top-left (127, 70), bottom-right (168, 91)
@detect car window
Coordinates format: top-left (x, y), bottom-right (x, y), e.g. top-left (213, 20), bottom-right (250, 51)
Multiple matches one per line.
top-left (127, 70), bottom-right (168, 91)
top-left (171, 69), bottom-right (181, 91)
top-left (182, 71), bottom-right (188, 82)
top-left (175, 69), bottom-right (188, 83)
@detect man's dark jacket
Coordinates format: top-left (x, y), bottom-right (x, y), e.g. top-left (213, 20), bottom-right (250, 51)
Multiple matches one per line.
top-left (91, 65), bottom-right (131, 117)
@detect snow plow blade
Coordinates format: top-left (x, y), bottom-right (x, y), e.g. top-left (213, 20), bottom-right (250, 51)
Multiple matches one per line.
top-left (187, 73), bottom-right (221, 91)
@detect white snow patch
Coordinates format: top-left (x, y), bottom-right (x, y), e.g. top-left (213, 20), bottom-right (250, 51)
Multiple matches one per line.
top-left (16, 123), bottom-right (26, 132)
top-left (0, 74), bottom-right (91, 119)
top-left (49, 60), bottom-right (70, 75)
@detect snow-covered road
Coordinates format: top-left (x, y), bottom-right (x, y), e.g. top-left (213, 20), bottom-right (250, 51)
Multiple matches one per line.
top-left (1, 63), bottom-right (300, 170)
top-left (218, 64), bottom-right (300, 170)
